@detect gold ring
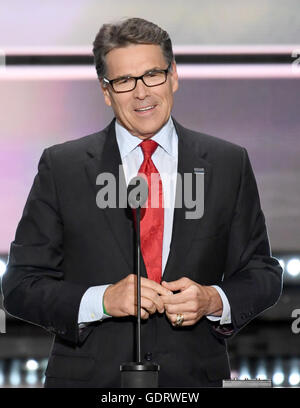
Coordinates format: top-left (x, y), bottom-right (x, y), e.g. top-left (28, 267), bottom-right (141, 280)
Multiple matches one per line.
top-left (175, 313), bottom-right (184, 327)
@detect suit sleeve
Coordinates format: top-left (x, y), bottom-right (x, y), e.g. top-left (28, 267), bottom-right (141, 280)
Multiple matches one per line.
top-left (211, 147), bottom-right (283, 338)
top-left (1, 148), bottom-right (91, 346)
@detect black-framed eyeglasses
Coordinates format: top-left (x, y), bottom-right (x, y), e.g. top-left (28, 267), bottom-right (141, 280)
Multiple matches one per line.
top-left (102, 63), bottom-right (171, 93)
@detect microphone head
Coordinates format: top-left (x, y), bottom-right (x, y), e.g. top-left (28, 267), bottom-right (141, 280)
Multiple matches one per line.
top-left (127, 176), bottom-right (148, 208)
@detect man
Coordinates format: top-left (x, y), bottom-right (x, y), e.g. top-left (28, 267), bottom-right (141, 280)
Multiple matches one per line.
top-left (2, 18), bottom-right (282, 387)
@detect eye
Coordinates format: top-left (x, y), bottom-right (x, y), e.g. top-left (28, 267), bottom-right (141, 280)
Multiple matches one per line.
top-left (145, 71), bottom-right (160, 78)
top-left (114, 77), bottom-right (131, 85)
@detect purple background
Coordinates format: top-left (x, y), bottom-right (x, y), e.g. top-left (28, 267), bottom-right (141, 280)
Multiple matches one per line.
top-left (1, 70), bottom-right (299, 253)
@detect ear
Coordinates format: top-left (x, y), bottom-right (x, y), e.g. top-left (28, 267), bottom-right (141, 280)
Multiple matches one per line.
top-left (100, 79), bottom-right (112, 107)
top-left (170, 60), bottom-right (179, 93)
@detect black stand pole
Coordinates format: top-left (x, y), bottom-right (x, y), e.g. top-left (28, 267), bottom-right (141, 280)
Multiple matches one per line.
top-left (136, 206), bottom-right (142, 363)
top-left (120, 194), bottom-right (160, 388)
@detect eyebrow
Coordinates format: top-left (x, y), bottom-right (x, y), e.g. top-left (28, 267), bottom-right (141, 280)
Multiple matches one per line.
top-left (111, 66), bottom-right (164, 80)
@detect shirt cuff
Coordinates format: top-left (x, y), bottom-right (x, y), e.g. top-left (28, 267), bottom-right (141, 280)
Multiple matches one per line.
top-left (78, 285), bottom-right (112, 324)
top-left (206, 285), bottom-right (232, 325)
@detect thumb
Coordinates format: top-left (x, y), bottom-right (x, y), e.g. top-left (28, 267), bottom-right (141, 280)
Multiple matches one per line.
top-left (161, 278), bottom-right (190, 292)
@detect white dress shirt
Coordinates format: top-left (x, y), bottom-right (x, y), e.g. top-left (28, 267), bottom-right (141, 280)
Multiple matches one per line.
top-left (78, 117), bottom-right (231, 325)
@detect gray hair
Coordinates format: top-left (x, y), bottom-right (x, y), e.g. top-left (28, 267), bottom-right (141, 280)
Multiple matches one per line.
top-left (92, 17), bottom-right (174, 80)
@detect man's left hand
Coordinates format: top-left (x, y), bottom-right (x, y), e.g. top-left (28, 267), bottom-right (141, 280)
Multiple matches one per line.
top-left (160, 277), bottom-right (223, 327)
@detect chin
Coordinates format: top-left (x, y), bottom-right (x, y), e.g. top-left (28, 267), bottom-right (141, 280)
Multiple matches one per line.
top-left (138, 123), bottom-right (164, 136)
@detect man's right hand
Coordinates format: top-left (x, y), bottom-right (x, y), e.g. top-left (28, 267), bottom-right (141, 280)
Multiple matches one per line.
top-left (103, 274), bottom-right (172, 319)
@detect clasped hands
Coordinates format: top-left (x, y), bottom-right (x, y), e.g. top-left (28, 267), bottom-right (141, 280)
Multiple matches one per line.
top-left (103, 274), bottom-right (223, 327)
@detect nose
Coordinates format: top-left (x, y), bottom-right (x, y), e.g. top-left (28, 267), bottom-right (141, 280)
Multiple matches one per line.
top-left (133, 77), bottom-right (149, 99)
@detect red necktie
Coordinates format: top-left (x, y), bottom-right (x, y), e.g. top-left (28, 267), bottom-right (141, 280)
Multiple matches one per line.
top-left (138, 140), bottom-right (164, 283)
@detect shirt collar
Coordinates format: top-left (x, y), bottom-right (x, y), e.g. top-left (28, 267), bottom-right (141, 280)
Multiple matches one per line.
top-left (115, 116), bottom-right (177, 159)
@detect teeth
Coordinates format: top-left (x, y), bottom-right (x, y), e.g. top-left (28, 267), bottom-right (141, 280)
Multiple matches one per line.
top-left (136, 105), bottom-right (154, 112)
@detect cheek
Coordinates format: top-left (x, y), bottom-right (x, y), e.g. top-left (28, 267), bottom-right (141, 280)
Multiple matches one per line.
top-left (111, 99), bottom-right (136, 125)
top-left (159, 86), bottom-right (175, 109)
top-left (164, 94), bottom-right (174, 113)
top-left (114, 98), bottom-right (131, 114)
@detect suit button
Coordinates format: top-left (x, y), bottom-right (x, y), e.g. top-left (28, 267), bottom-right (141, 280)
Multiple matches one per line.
top-left (145, 352), bottom-right (152, 361)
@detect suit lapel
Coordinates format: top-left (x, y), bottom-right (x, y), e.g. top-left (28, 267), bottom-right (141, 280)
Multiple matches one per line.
top-left (84, 119), bottom-right (137, 276)
top-left (162, 119), bottom-right (212, 282)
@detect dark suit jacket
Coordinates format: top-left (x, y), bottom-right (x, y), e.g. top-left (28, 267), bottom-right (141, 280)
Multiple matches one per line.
top-left (1, 118), bottom-right (282, 387)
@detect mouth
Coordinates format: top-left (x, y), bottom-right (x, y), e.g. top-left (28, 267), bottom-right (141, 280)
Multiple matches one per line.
top-left (134, 105), bottom-right (157, 115)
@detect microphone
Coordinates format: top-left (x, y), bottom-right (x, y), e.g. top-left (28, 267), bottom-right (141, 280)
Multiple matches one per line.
top-left (120, 176), bottom-right (160, 388)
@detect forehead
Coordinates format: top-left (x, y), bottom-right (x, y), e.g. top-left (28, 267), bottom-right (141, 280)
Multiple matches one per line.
top-left (105, 44), bottom-right (166, 78)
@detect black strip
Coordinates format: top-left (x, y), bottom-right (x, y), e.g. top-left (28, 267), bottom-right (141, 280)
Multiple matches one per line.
top-left (5, 53), bottom-right (295, 65)
top-left (176, 54), bottom-right (294, 64)
top-left (6, 55), bottom-right (95, 65)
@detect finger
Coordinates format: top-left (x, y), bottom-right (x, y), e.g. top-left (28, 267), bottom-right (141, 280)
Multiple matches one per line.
top-left (160, 290), bottom-right (191, 305)
top-left (128, 303), bottom-right (149, 319)
top-left (126, 274), bottom-right (169, 294)
top-left (140, 296), bottom-right (156, 315)
top-left (130, 302), bottom-right (149, 319)
top-left (141, 308), bottom-right (149, 320)
top-left (164, 301), bottom-right (195, 315)
top-left (161, 277), bottom-right (191, 292)
top-left (166, 311), bottom-right (201, 326)
top-left (140, 287), bottom-right (165, 313)
top-left (141, 277), bottom-right (173, 296)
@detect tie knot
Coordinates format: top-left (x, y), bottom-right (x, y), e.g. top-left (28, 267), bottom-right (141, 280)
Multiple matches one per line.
top-left (140, 139), bottom-right (158, 160)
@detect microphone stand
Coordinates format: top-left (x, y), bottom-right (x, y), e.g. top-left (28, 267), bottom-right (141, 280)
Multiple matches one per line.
top-left (136, 205), bottom-right (142, 364)
top-left (120, 177), bottom-right (160, 388)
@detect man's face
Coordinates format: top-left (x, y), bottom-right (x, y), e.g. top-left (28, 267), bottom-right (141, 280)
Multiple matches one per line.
top-left (101, 44), bottom-right (178, 139)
